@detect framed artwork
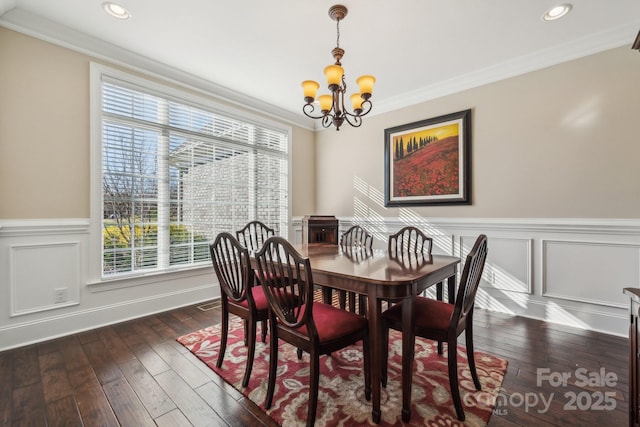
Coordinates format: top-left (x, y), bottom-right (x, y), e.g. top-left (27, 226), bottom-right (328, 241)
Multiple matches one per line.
top-left (384, 109), bottom-right (471, 206)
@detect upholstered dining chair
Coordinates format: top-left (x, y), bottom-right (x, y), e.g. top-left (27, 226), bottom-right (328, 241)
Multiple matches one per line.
top-left (209, 232), bottom-right (269, 388)
top-left (236, 220), bottom-right (275, 252)
top-left (254, 236), bottom-right (371, 427)
top-left (385, 226), bottom-right (436, 311)
top-left (338, 225), bottom-right (374, 313)
top-left (388, 225), bottom-right (442, 303)
top-left (236, 220), bottom-right (276, 342)
top-left (381, 234), bottom-right (488, 421)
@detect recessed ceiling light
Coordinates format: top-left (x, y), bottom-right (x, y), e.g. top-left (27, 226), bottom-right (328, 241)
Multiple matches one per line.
top-left (543, 3), bottom-right (572, 21)
top-left (102, 2), bottom-right (131, 20)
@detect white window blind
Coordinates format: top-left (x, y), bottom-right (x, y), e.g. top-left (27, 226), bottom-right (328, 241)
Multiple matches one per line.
top-left (100, 76), bottom-right (289, 277)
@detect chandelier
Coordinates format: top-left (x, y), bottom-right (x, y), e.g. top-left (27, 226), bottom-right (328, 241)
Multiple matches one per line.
top-left (301, 5), bottom-right (376, 131)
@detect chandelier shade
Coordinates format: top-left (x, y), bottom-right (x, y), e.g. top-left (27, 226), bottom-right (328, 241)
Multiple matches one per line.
top-left (302, 5), bottom-right (375, 130)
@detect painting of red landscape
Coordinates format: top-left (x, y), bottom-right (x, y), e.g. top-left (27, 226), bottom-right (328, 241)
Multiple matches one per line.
top-left (393, 132), bottom-right (459, 197)
top-left (384, 109), bottom-right (471, 206)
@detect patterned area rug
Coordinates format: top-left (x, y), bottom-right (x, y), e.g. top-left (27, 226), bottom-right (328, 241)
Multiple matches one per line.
top-left (177, 317), bottom-right (507, 426)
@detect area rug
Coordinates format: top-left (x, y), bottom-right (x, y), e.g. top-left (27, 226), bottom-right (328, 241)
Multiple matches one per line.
top-left (177, 317), bottom-right (507, 426)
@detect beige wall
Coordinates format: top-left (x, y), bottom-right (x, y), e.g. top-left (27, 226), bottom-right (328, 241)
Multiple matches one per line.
top-left (315, 46), bottom-right (640, 219)
top-left (0, 27), bottom-right (316, 219)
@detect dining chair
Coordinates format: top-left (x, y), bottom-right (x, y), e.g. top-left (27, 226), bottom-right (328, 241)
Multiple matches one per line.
top-left (236, 220), bottom-right (276, 342)
top-left (387, 226), bottom-right (433, 258)
top-left (388, 225), bottom-right (443, 304)
top-left (386, 226), bottom-right (436, 311)
top-left (236, 220), bottom-right (275, 252)
top-left (254, 236), bottom-right (371, 427)
top-left (381, 234), bottom-right (488, 421)
top-left (209, 232), bottom-right (270, 388)
top-left (338, 225), bottom-right (374, 313)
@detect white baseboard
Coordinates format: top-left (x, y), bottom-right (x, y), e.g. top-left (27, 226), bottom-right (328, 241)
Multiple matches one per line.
top-left (0, 284), bottom-right (216, 352)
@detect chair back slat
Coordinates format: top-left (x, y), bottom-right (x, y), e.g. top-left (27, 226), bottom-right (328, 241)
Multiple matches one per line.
top-left (452, 234), bottom-right (488, 326)
top-left (255, 237), bottom-right (313, 330)
top-left (388, 226), bottom-right (433, 257)
top-left (210, 232), bottom-right (252, 303)
top-left (340, 225), bottom-right (373, 250)
top-left (236, 220), bottom-right (275, 252)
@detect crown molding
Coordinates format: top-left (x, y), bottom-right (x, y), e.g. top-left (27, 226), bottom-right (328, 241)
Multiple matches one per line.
top-left (0, 8), bottom-right (315, 131)
top-left (3, 8), bottom-right (639, 132)
top-left (374, 20), bottom-right (640, 115)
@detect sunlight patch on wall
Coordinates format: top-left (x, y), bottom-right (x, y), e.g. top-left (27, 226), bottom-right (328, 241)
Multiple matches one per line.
top-left (484, 264), bottom-right (530, 294)
top-left (353, 196), bottom-right (388, 242)
top-left (398, 208), bottom-right (453, 254)
top-left (354, 176), bottom-right (385, 207)
top-left (560, 96), bottom-right (600, 130)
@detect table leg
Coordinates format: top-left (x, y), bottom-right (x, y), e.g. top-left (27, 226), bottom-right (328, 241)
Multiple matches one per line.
top-left (368, 287), bottom-right (381, 423)
top-left (401, 289), bottom-right (416, 422)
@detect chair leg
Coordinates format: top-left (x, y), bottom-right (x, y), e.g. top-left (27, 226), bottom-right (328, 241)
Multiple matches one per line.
top-left (437, 341), bottom-right (443, 355)
top-left (297, 348), bottom-right (303, 360)
top-left (306, 350), bottom-right (320, 427)
top-left (466, 317), bottom-right (482, 390)
top-left (242, 318), bottom-right (257, 388)
top-left (216, 304), bottom-right (228, 368)
top-left (243, 320), bottom-right (249, 346)
top-left (265, 317), bottom-right (278, 409)
top-left (260, 319), bottom-right (267, 343)
top-left (363, 332), bottom-right (371, 401)
top-left (447, 336), bottom-right (465, 421)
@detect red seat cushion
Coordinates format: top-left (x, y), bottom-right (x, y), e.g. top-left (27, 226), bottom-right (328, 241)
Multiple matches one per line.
top-left (382, 296), bottom-right (454, 332)
top-left (298, 303), bottom-right (368, 343)
top-left (237, 286), bottom-right (270, 312)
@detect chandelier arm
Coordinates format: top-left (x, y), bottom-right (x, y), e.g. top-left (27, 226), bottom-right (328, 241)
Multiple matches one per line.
top-left (358, 99), bottom-right (373, 116)
top-left (343, 113), bottom-right (363, 128)
top-left (321, 115), bottom-right (334, 128)
top-left (303, 103), bottom-right (328, 120)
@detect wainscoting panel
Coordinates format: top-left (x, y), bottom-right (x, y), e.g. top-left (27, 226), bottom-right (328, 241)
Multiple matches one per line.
top-left (542, 239), bottom-right (640, 308)
top-left (293, 217), bottom-right (640, 336)
top-left (0, 219), bottom-right (217, 351)
top-left (10, 242), bottom-right (80, 316)
top-left (462, 236), bottom-right (532, 294)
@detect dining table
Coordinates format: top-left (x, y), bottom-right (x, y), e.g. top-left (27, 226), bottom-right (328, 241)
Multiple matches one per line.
top-left (293, 243), bottom-right (461, 423)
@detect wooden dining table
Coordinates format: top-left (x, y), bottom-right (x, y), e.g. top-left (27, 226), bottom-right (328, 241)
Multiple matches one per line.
top-left (293, 243), bottom-right (460, 423)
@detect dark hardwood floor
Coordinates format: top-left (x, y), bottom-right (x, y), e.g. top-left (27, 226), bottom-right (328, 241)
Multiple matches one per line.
top-left (0, 301), bottom-right (629, 426)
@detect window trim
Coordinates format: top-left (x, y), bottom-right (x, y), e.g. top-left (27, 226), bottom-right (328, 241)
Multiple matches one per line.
top-left (89, 62), bottom-right (293, 285)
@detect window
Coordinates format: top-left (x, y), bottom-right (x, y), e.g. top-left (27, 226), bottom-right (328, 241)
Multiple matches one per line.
top-left (96, 68), bottom-right (289, 278)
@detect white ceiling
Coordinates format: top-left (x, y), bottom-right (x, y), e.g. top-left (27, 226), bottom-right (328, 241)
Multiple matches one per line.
top-left (1, 0), bottom-right (639, 126)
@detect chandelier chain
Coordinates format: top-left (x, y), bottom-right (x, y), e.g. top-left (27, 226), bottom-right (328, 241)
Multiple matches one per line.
top-left (336, 18), bottom-right (340, 48)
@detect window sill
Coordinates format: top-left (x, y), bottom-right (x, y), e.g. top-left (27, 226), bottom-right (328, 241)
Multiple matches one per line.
top-left (87, 265), bottom-right (213, 293)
